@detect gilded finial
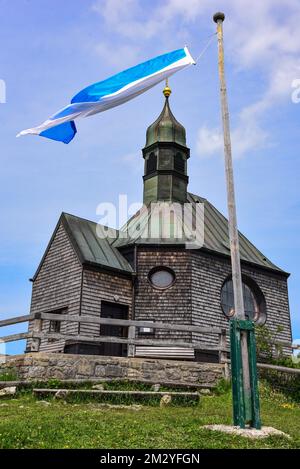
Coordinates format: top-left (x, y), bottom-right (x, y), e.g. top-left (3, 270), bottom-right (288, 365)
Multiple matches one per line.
top-left (163, 78), bottom-right (171, 98)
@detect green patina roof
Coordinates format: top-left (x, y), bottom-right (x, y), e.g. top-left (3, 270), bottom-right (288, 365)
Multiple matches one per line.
top-left (32, 213), bottom-right (134, 280)
top-left (145, 97), bottom-right (186, 147)
top-left (61, 213), bottom-right (133, 274)
top-left (187, 194), bottom-right (286, 273)
top-left (112, 193), bottom-right (287, 275)
top-left (34, 196), bottom-right (287, 279)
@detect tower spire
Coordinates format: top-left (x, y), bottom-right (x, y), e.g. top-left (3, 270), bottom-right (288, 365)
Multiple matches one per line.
top-left (163, 78), bottom-right (172, 98)
top-left (142, 87), bottom-right (190, 205)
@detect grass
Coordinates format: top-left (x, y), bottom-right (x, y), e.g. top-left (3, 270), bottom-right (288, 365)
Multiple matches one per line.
top-left (0, 369), bottom-right (18, 381)
top-left (0, 381), bottom-right (299, 449)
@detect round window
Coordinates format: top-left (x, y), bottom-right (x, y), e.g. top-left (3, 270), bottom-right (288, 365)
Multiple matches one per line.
top-left (221, 277), bottom-right (266, 324)
top-left (148, 267), bottom-right (176, 289)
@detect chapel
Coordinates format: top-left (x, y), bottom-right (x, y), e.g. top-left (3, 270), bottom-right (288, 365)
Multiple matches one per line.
top-left (26, 85), bottom-right (292, 361)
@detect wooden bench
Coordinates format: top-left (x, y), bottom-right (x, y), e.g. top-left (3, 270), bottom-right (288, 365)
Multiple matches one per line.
top-left (135, 346), bottom-right (195, 360)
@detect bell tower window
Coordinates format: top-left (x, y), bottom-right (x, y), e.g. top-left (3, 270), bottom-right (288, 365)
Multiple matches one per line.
top-left (146, 152), bottom-right (157, 175)
top-left (174, 152), bottom-right (185, 173)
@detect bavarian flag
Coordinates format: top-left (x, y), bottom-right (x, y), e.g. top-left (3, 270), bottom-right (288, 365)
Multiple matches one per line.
top-left (17, 47), bottom-right (195, 144)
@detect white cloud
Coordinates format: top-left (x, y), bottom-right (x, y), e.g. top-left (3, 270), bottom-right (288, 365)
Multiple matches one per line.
top-left (231, 121), bottom-right (268, 159)
top-left (92, 0), bottom-right (167, 40)
top-left (92, 0), bottom-right (300, 158)
top-left (94, 42), bottom-right (140, 69)
top-left (196, 118), bottom-right (268, 159)
top-left (196, 126), bottom-right (222, 157)
top-left (191, 0), bottom-right (300, 158)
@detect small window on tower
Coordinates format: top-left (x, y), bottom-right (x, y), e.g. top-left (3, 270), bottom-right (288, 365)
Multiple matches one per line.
top-left (148, 267), bottom-right (176, 290)
top-left (174, 153), bottom-right (185, 173)
top-left (146, 152), bottom-right (157, 175)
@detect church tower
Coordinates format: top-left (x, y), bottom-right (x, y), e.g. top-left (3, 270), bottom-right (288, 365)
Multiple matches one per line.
top-left (142, 83), bottom-right (190, 205)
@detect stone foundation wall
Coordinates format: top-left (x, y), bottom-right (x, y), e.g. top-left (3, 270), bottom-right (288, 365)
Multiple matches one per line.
top-left (0, 353), bottom-right (224, 387)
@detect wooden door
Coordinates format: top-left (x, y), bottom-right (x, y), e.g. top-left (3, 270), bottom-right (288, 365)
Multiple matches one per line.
top-left (100, 301), bottom-right (128, 357)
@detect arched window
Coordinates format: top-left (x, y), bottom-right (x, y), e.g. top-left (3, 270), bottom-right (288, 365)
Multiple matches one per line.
top-left (174, 152), bottom-right (185, 173)
top-left (220, 276), bottom-right (266, 324)
top-left (146, 152), bottom-right (157, 175)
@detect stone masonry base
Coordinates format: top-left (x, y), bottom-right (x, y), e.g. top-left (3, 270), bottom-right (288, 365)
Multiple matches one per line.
top-left (0, 353), bottom-right (224, 387)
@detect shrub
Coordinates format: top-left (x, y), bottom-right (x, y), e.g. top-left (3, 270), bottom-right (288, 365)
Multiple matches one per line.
top-left (259, 368), bottom-right (300, 403)
top-left (214, 378), bottom-right (231, 396)
top-left (255, 324), bottom-right (284, 362)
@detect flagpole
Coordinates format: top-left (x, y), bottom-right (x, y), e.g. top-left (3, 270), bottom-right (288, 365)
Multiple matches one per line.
top-left (213, 12), bottom-right (252, 423)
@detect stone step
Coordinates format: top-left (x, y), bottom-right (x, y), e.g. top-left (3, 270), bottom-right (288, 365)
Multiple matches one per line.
top-left (33, 388), bottom-right (200, 402)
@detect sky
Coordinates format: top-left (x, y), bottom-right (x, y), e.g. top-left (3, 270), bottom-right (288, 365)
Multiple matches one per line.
top-left (0, 0), bottom-right (299, 354)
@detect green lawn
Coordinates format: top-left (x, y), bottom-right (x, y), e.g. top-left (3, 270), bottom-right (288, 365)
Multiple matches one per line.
top-left (0, 386), bottom-right (299, 449)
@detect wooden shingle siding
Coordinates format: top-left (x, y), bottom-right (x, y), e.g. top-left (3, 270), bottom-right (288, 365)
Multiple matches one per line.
top-left (80, 269), bottom-right (133, 336)
top-left (134, 247), bottom-right (291, 353)
top-left (190, 250), bottom-right (292, 350)
top-left (26, 219), bottom-right (292, 357)
top-left (134, 247), bottom-right (192, 342)
top-left (27, 223), bottom-right (82, 352)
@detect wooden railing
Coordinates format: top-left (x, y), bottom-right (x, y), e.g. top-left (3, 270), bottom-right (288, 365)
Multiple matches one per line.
top-left (35, 312), bottom-right (229, 360)
top-left (0, 312), bottom-right (228, 360)
top-left (0, 314), bottom-right (33, 344)
top-left (0, 313), bottom-right (298, 364)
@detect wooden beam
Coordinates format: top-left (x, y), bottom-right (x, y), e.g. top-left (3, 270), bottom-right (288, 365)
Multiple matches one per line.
top-left (33, 331), bottom-right (227, 352)
top-left (40, 313), bottom-right (222, 335)
top-left (257, 362), bottom-right (300, 375)
top-left (33, 388), bottom-right (200, 399)
top-left (127, 325), bottom-right (136, 357)
top-left (0, 332), bottom-right (30, 343)
top-left (222, 358), bottom-right (300, 375)
top-left (0, 315), bottom-right (33, 328)
top-left (272, 339), bottom-right (294, 348)
top-left (0, 378), bottom-right (215, 390)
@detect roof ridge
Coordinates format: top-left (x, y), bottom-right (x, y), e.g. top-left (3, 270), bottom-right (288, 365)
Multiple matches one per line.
top-left (62, 212), bottom-right (119, 235)
top-left (187, 192), bottom-right (207, 203)
top-left (203, 198), bottom-right (285, 273)
top-left (204, 201), bottom-right (281, 266)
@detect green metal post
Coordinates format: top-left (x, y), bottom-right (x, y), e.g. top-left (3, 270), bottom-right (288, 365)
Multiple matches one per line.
top-left (230, 320), bottom-right (245, 428)
top-left (248, 327), bottom-right (261, 429)
top-left (230, 319), bottom-right (261, 429)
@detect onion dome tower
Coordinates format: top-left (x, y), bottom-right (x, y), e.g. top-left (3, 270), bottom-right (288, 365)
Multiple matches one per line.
top-left (142, 82), bottom-right (190, 205)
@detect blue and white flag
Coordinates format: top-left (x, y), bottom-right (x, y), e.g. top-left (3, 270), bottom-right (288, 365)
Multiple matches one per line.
top-left (17, 47), bottom-right (195, 144)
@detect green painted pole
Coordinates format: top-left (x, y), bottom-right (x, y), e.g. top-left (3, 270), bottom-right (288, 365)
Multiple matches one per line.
top-left (230, 319), bottom-right (261, 428)
top-left (248, 327), bottom-right (261, 429)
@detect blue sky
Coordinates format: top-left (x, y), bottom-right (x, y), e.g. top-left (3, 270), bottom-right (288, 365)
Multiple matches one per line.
top-left (0, 0), bottom-right (299, 354)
